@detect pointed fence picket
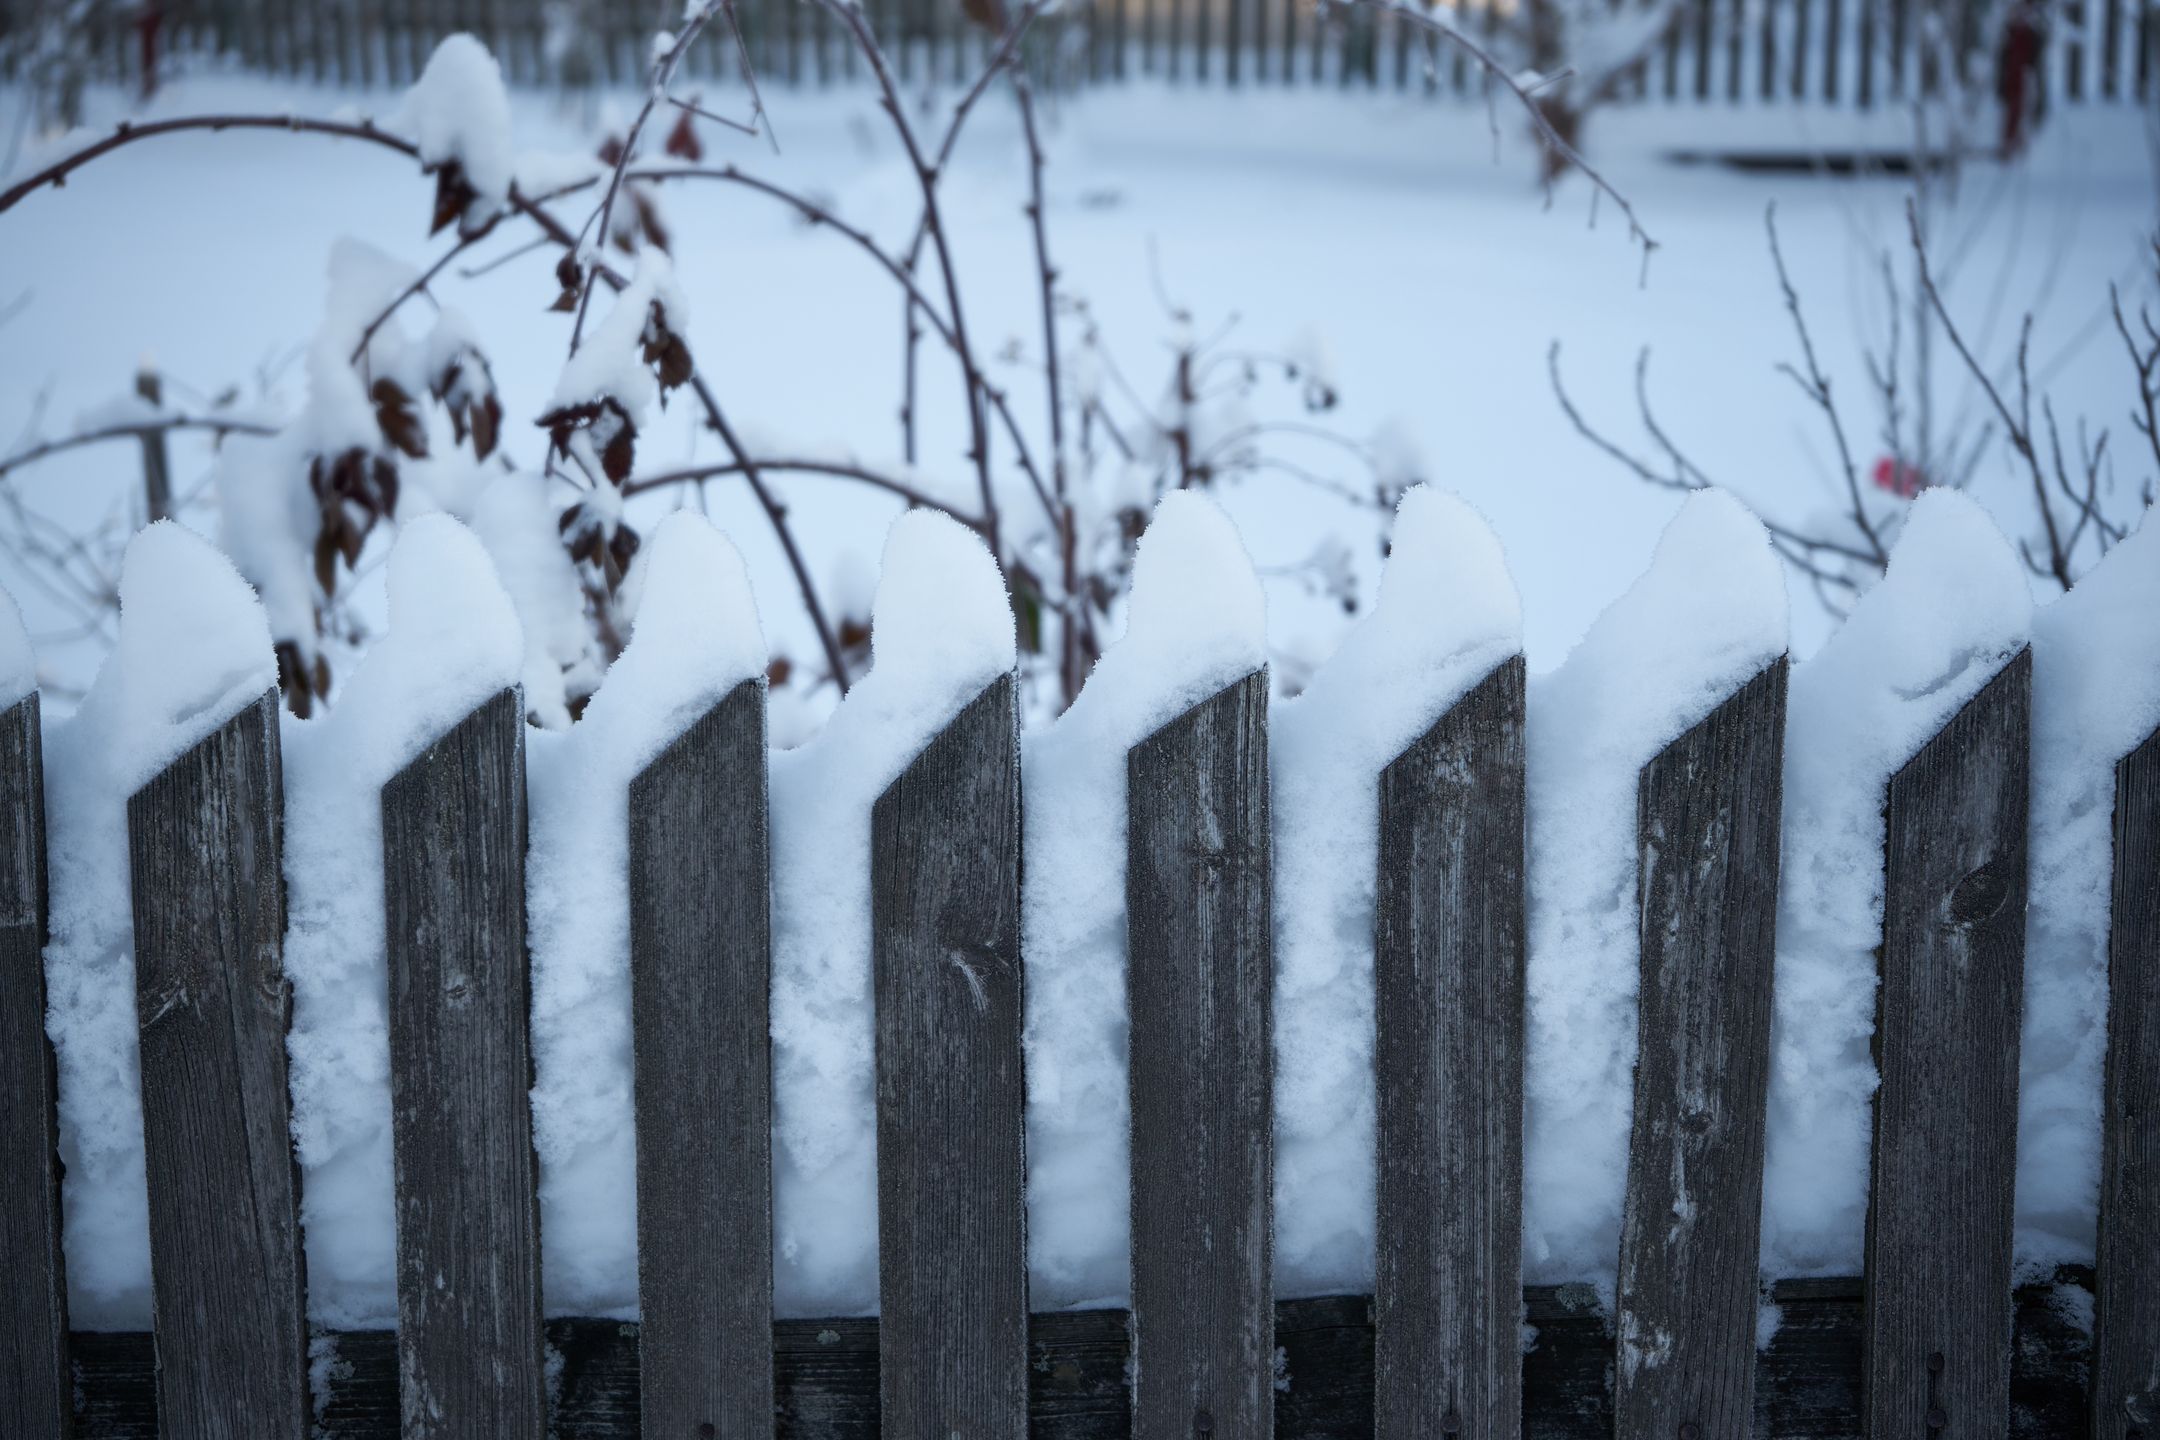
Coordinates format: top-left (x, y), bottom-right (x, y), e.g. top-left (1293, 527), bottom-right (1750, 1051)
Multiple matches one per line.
top-left (628, 679), bottom-right (775, 1440)
top-left (382, 687), bottom-right (547, 1437)
top-left (1863, 649), bottom-right (2032, 1437)
top-left (1371, 653), bottom-right (1527, 1440)
top-left (0, 690), bottom-right (67, 1438)
top-left (1127, 670), bottom-right (1276, 1440)
top-left (126, 688), bottom-right (310, 1439)
top-left (3, 558), bottom-right (2147, 1437)
top-left (1614, 657), bottom-right (1789, 1438)
top-left (2093, 721), bottom-right (2160, 1440)
top-left (871, 673), bottom-right (1028, 1436)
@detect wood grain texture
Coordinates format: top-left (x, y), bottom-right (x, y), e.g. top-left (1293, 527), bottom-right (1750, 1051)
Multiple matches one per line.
top-left (627, 680), bottom-right (775, 1440)
top-left (1616, 657), bottom-right (1790, 1438)
top-left (1371, 655), bottom-right (1526, 1440)
top-left (872, 673), bottom-right (1028, 1437)
top-left (0, 692), bottom-right (69, 1437)
top-left (381, 686), bottom-right (546, 1438)
top-left (1865, 648), bottom-right (2031, 1440)
top-left (2093, 723), bottom-right (2160, 1440)
top-left (125, 688), bottom-right (308, 1440)
top-left (1126, 669), bottom-right (1274, 1440)
top-left (69, 1273), bottom-right (2101, 1436)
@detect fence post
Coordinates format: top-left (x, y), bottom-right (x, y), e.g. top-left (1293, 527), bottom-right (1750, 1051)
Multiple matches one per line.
top-left (135, 368), bottom-right (172, 524)
top-left (1863, 648), bottom-right (2030, 1436)
top-left (1371, 654), bottom-right (1526, 1440)
top-left (1127, 669), bottom-right (1273, 1440)
top-left (0, 688), bottom-right (68, 1437)
top-left (382, 686), bottom-right (546, 1438)
top-left (2093, 722), bottom-right (2160, 1440)
top-left (126, 688), bottom-right (310, 1438)
top-left (872, 672), bottom-right (1027, 1436)
top-left (1614, 657), bottom-right (1789, 1437)
top-left (628, 679), bottom-right (774, 1440)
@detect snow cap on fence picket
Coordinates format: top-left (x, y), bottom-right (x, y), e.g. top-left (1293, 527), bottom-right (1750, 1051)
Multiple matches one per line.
top-left (76, 520), bottom-right (279, 793)
top-left (1763, 487), bottom-right (2030, 1277)
top-left (765, 506), bottom-right (1011, 1315)
top-left (317, 512), bottom-right (523, 777)
top-left (2016, 507), bottom-right (2160, 1265)
top-left (1272, 485), bottom-right (1522, 1297)
top-left (1061, 489), bottom-right (1267, 745)
top-left (580, 509), bottom-right (767, 772)
top-left (1522, 487), bottom-right (1787, 1295)
top-left (391, 33), bottom-right (514, 229)
top-left (1021, 491), bottom-right (1264, 1309)
top-left (1292, 484), bottom-right (1521, 755)
top-left (0, 582), bottom-right (32, 709)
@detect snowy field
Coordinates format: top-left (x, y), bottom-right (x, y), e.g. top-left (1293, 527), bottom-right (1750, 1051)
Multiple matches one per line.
top-left (3, 73), bottom-right (2152, 692)
top-left (3, 60), bottom-right (2157, 1333)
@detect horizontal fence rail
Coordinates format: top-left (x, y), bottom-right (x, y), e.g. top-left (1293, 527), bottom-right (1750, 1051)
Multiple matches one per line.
top-left (3, 519), bottom-right (2156, 1437)
top-left (23, 0), bottom-right (2158, 107)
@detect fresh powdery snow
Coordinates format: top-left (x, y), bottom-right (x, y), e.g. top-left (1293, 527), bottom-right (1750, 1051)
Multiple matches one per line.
top-left (551, 247), bottom-right (687, 428)
top-left (389, 34), bottom-right (515, 230)
top-left (1024, 491), bottom-right (1267, 1309)
top-left (768, 509), bottom-right (1014, 1316)
top-left (1522, 488), bottom-right (1789, 1299)
top-left (2015, 510), bottom-right (2160, 1271)
top-left (526, 512), bottom-right (767, 1315)
top-left (1272, 486), bottom-right (1522, 1297)
top-left (1761, 489), bottom-right (2032, 1278)
top-left (40, 522), bottom-right (279, 1327)
top-left (282, 515), bottom-right (523, 1326)
top-left (0, 583), bottom-right (33, 708)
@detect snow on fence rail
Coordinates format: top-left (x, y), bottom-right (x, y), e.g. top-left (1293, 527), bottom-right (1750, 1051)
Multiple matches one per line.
top-left (0, 485), bottom-right (2155, 1438)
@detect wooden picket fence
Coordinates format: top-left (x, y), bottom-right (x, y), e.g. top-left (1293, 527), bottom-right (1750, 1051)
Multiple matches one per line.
top-left (28, 0), bottom-right (2160, 107)
top-left (0, 622), bottom-right (2156, 1436)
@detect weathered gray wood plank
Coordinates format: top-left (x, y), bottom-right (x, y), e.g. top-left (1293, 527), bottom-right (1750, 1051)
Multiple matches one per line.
top-left (382, 686), bottom-right (546, 1438)
top-left (872, 673), bottom-right (1028, 1436)
top-left (1616, 657), bottom-right (1790, 1437)
top-left (125, 688), bottom-right (308, 1439)
top-left (628, 679), bottom-right (775, 1440)
top-left (1372, 655), bottom-right (1526, 1440)
top-left (1865, 648), bottom-right (2031, 1439)
top-left (2094, 722), bottom-right (2160, 1440)
top-left (1126, 669), bottom-right (1274, 1440)
top-left (0, 692), bottom-right (68, 1437)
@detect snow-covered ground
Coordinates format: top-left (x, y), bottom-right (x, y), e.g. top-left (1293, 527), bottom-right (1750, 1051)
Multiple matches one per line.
top-left (4, 62), bottom-right (2156, 1331)
top-left (3, 73), bottom-right (2151, 692)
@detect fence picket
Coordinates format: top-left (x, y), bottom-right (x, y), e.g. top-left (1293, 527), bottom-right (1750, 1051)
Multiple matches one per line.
top-left (1863, 648), bottom-right (2030, 1437)
top-left (872, 672), bottom-right (1027, 1436)
top-left (382, 686), bottom-right (546, 1438)
top-left (126, 689), bottom-right (309, 1438)
top-left (1614, 657), bottom-right (1789, 1437)
top-left (1126, 669), bottom-right (1273, 1440)
top-left (2093, 722), bottom-right (2160, 1440)
top-left (0, 691), bottom-right (67, 1438)
top-left (628, 680), bottom-right (774, 1440)
top-left (1372, 655), bottom-right (1527, 1440)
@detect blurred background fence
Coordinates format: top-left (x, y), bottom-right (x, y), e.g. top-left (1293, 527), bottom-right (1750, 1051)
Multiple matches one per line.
top-left (1, 0), bottom-right (2153, 105)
